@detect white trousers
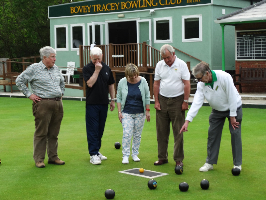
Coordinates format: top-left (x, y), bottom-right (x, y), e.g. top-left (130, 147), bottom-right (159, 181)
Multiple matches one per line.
top-left (122, 113), bottom-right (145, 157)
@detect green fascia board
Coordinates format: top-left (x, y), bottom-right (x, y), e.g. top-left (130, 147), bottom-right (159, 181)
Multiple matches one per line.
top-left (49, 0), bottom-right (212, 18)
top-left (215, 20), bottom-right (266, 26)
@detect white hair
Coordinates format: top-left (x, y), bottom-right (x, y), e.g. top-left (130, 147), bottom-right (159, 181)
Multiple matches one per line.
top-left (40, 46), bottom-right (56, 60)
top-left (90, 47), bottom-right (102, 56)
top-left (160, 44), bottom-right (174, 55)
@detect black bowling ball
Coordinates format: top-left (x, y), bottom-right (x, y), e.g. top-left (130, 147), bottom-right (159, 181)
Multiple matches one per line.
top-left (105, 189), bottom-right (115, 199)
top-left (114, 142), bottom-right (121, 149)
top-left (200, 179), bottom-right (209, 190)
top-left (148, 179), bottom-right (157, 190)
top-left (179, 182), bottom-right (189, 192)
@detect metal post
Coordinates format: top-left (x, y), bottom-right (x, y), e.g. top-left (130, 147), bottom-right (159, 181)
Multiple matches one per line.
top-left (221, 24), bottom-right (225, 71)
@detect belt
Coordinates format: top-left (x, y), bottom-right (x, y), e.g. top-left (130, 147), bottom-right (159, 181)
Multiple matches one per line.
top-left (160, 94), bottom-right (179, 99)
top-left (42, 97), bottom-right (61, 101)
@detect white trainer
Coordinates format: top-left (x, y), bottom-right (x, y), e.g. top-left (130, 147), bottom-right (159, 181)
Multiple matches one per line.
top-left (199, 163), bottom-right (213, 172)
top-left (98, 152), bottom-right (107, 160)
top-left (122, 157), bottom-right (129, 164)
top-left (90, 155), bottom-right (101, 165)
top-left (234, 165), bottom-right (242, 171)
top-left (132, 155), bottom-right (140, 162)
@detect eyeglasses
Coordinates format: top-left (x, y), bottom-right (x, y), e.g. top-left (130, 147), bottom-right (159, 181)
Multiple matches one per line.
top-left (195, 73), bottom-right (206, 82)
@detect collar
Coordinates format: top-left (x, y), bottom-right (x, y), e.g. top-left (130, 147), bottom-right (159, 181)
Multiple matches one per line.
top-left (41, 61), bottom-right (54, 70)
top-left (205, 70), bottom-right (217, 88)
top-left (164, 55), bottom-right (177, 68)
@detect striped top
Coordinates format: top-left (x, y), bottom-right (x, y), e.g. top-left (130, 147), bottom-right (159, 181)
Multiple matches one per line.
top-left (16, 61), bottom-right (65, 98)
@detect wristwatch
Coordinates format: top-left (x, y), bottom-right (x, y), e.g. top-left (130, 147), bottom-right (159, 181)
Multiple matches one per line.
top-left (184, 100), bottom-right (188, 103)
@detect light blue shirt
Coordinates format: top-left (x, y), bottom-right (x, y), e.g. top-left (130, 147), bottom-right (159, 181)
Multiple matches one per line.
top-left (16, 61), bottom-right (65, 98)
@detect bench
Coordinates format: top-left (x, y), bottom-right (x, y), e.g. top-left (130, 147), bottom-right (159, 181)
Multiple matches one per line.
top-left (233, 66), bottom-right (266, 93)
top-left (0, 72), bottom-right (20, 93)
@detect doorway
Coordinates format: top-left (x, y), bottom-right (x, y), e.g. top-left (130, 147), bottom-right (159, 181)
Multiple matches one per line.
top-left (108, 21), bottom-right (137, 44)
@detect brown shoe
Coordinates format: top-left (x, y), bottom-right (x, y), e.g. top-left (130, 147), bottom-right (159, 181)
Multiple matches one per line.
top-left (48, 159), bottom-right (65, 165)
top-left (36, 161), bottom-right (45, 168)
top-left (154, 160), bottom-right (168, 165)
top-left (176, 161), bottom-right (183, 167)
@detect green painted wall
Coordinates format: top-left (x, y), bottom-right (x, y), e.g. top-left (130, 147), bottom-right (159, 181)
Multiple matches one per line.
top-left (50, 0), bottom-right (250, 71)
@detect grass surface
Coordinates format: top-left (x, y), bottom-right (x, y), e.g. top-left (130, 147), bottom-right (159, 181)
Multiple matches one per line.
top-left (0, 97), bottom-right (266, 200)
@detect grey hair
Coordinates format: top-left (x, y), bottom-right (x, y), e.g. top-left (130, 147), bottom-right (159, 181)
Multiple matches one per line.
top-left (90, 47), bottom-right (102, 56)
top-left (160, 44), bottom-right (175, 55)
top-left (40, 46), bottom-right (56, 60)
top-left (192, 61), bottom-right (211, 77)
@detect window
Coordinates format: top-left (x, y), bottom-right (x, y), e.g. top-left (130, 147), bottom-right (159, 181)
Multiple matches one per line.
top-left (236, 30), bottom-right (266, 60)
top-left (70, 24), bottom-right (85, 50)
top-left (154, 17), bottom-right (172, 43)
top-left (54, 25), bottom-right (68, 51)
top-left (87, 23), bottom-right (101, 45)
top-left (182, 15), bottom-right (202, 42)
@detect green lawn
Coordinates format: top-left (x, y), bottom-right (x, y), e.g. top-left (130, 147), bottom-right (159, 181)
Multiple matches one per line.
top-left (0, 97), bottom-right (265, 200)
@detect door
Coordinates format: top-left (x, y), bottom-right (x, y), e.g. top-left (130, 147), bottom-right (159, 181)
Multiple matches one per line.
top-left (137, 19), bottom-right (152, 66)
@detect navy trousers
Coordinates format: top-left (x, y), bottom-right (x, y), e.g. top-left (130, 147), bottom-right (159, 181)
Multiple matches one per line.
top-left (86, 104), bottom-right (108, 156)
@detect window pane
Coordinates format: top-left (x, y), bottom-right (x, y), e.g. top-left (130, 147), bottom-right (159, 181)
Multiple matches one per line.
top-left (185, 18), bottom-right (199, 39)
top-left (95, 25), bottom-right (101, 45)
top-left (89, 26), bottom-right (92, 45)
top-left (72, 26), bottom-right (83, 48)
top-left (156, 20), bottom-right (169, 40)
top-left (56, 27), bottom-right (66, 48)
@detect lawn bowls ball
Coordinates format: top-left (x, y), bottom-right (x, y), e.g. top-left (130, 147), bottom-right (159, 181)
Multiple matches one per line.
top-left (114, 142), bottom-right (121, 149)
top-left (175, 165), bottom-right (183, 175)
top-left (105, 189), bottom-right (115, 199)
top-left (139, 168), bottom-right (144, 173)
top-left (148, 179), bottom-right (157, 190)
top-left (232, 168), bottom-right (241, 176)
top-left (200, 179), bottom-right (209, 190)
top-left (179, 182), bottom-right (189, 192)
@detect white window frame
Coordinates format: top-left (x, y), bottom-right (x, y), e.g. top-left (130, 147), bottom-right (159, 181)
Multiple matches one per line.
top-left (87, 22), bottom-right (105, 45)
top-left (154, 17), bottom-right (172, 43)
top-left (70, 23), bottom-right (85, 51)
top-left (182, 15), bottom-right (202, 42)
top-left (54, 25), bottom-right (68, 51)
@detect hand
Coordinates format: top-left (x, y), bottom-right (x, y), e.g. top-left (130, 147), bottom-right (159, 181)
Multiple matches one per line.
top-left (118, 112), bottom-right (123, 123)
top-left (110, 101), bottom-right (115, 111)
top-left (180, 121), bottom-right (189, 134)
top-left (29, 94), bottom-right (41, 103)
top-left (146, 111), bottom-right (150, 122)
top-left (154, 101), bottom-right (161, 111)
top-left (230, 117), bottom-right (239, 130)
top-left (182, 102), bottom-right (189, 111)
top-left (95, 61), bottom-right (102, 72)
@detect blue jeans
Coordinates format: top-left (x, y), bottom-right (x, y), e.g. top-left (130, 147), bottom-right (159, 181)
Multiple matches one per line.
top-left (86, 104), bottom-right (108, 156)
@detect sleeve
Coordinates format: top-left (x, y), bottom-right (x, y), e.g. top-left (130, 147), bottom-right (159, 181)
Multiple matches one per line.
top-left (108, 67), bottom-right (115, 85)
top-left (116, 78), bottom-right (123, 103)
top-left (223, 74), bottom-right (238, 116)
top-left (82, 65), bottom-right (92, 83)
top-left (144, 78), bottom-right (150, 105)
top-left (185, 83), bottom-right (205, 122)
top-left (154, 62), bottom-right (161, 81)
top-left (181, 61), bottom-right (191, 81)
top-left (15, 66), bottom-right (34, 98)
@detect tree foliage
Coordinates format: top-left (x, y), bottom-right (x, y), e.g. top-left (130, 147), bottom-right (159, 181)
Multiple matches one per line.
top-left (0, 0), bottom-right (82, 59)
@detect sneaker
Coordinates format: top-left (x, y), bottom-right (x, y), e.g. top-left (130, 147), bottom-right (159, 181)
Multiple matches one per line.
top-left (98, 152), bottom-right (107, 160)
top-left (122, 157), bottom-right (129, 164)
top-left (199, 163), bottom-right (213, 172)
top-left (132, 155), bottom-right (140, 162)
top-left (234, 165), bottom-right (242, 171)
top-left (90, 155), bottom-right (101, 165)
